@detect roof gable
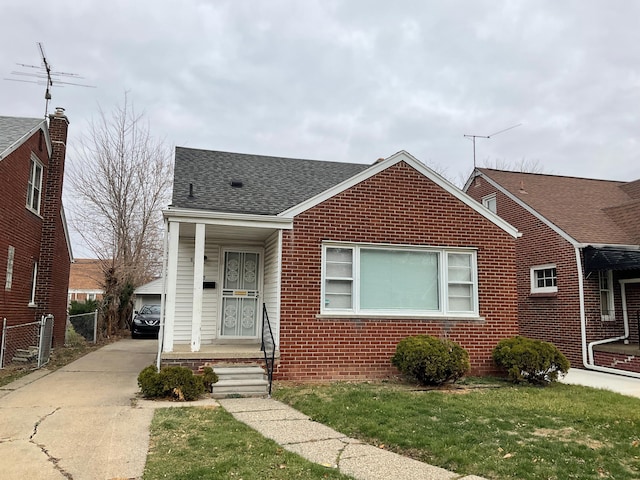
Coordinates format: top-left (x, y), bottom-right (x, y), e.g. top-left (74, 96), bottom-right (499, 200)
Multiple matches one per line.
top-left (171, 147), bottom-right (369, 215)
top-left (473, 168), bottom-right (640, 245)
top-left (0, 116), bottom-right (51, 160)
top-left (282, 150), bottom-right (519, 238)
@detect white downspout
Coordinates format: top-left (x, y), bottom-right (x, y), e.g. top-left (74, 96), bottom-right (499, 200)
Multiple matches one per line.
top-left (577, 246), bottom-right (640, 379)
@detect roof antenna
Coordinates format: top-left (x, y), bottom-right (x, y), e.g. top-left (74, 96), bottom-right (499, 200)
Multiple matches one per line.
top-left (464, 123), bottom-right (522, 171)
top-left (5, 42), bottom-right (96, 117)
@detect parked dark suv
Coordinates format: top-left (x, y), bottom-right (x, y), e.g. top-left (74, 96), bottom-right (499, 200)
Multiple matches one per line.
top-left (131, 304), bottom-right (160, 339)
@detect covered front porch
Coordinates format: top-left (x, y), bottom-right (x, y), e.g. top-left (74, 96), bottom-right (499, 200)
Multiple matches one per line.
top-left (159, 208), bottom-right (290, 371)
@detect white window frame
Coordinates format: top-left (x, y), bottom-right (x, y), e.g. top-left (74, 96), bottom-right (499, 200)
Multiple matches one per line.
top-left (530, 264), bottom-right (557, 294)
top-left (28, 262), bottom-right (38, 307)
top-left (321, 242), bottom-right (479, 317)
top-left (482, 193), bottom-right (497, 213)
top-left (599, 270), bottom-right (615, 321)
top-left (26, 156), bottom-right (44, 215)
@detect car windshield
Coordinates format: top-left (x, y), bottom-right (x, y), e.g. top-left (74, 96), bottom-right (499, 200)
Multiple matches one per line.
top-left (140, 304), bottom-right (161, 315)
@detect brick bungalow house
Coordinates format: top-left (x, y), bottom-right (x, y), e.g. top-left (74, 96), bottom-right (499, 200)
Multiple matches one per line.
top-left (68, 258), bottom-right (105, 305)
top-left (0, 108), bottom-right (73, 349)
top-left (465, 169), bottom-right (640, 377)
top-left (158, 148), bottom-right (520, 388)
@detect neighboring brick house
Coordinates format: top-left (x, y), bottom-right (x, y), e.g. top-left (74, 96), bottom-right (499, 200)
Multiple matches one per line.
top-left (159, 148), bottom-right (520, 384)
top-left (0, 108), bottom-right (73, 348)
top-left (465, 169), bottom-right (640, 377)
top-left (68, 258), bottom-right (105, 304)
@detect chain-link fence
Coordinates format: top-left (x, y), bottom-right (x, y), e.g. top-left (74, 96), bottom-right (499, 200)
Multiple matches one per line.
top-left (0, 315), bottom-right (54, 370)
top-left (67, 311), bottom-right (98, 344)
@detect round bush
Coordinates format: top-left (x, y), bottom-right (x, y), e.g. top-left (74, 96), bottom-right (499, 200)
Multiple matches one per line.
top-left (492, 336), bottom-right (570, 385)
top-left (137, 365), bottom-right (208, 400)
top-left (138, 365), bottom-right (164, 398)
top-left (391, 335), bottom-right (470, 386)
top-left (201, 366), bottom-right (219, 392)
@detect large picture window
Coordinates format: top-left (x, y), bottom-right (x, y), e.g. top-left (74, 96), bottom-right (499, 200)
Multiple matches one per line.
top-left (322, 244), bottom-right (478, 316)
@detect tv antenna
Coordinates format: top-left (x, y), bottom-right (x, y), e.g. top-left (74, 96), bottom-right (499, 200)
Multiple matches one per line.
top-left (5, 42), bottom-right (95, 117)
top-left (464, 123), bottom-right (522, 170)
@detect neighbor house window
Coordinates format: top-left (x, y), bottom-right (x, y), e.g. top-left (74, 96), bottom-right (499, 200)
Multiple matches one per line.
top-left (28, 262), bottom-right (38, 307)
top-left (87, 293), bottom-right (97, 301)
top-left (530, 264), bottom-right (557, 294)
top-left (482, 193), bottom-right (497, 213)
top-left (322, 243), bottom-right (478, 316)
top-left (599, 270), bottom-right (614, 321)
top-left (27, 157), bottom-right (43, 214)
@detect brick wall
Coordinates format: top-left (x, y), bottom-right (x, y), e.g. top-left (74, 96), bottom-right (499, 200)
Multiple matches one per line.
top-left (0, 127), bottom-right (48, 329)
top-left (276, 161), bottom-right (518, 381)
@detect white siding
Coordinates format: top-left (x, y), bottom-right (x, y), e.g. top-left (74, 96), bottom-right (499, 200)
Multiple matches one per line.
top-left (201, 241), bottom-right (220, 343)
top-left (263, 230), bottom-right (281, 346)
top-left (174, 237), bottom-right (195, 343)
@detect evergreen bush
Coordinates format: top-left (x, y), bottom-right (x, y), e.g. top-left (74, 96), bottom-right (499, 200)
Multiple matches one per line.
top-left (137, 365), bottom-right (216, 400)
top-left (492, 336), bottom-right (570, 385)
top-left (391, 335), bottom-right (470, 386)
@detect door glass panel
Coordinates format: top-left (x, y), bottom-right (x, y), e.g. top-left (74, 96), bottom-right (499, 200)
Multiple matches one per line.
top-left (221, 251), bottom-right (259, 337)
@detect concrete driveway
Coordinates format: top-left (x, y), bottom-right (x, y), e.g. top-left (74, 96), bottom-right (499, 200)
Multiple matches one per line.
top-left (0, 339), bottom-right (157, 480)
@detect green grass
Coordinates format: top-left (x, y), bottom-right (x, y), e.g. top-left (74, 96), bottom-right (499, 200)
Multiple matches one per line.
top-left (143, 407), bottom-right (354, 480)
top-left (273, 380), bottom-right (640, 480)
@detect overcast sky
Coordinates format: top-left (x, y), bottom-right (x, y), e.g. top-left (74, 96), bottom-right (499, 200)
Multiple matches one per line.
top-left (2, 1), bottom-right (640, 254)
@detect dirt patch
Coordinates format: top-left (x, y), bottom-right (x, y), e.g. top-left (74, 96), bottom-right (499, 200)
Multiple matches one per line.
top-left (532, 427), bottom-right (604, 449)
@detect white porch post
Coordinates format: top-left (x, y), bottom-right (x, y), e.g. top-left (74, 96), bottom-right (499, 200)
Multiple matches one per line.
top-left (164, 221), bottom-right (180, 352)
top-left (191, 223), bottom-right (205, 352)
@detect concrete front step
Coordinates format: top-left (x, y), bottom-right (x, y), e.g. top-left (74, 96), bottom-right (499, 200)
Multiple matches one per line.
top-left (211, 365), bottom-right (269, 398)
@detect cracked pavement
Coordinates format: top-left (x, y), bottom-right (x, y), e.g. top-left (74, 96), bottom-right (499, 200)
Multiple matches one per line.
top-left (219, 398), bottom-right (488, 480)
top-left (0, 339), bottom-right (157, 480)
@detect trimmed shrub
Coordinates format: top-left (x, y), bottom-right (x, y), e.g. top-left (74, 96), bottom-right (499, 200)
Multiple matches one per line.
top-left (201, 366), bottom-right (219, 392)
top-left (138, 365), bottom-right (165, 398)
top-left (391, 335), bottom-right (470, 386)
top-left (492, 336), bottom-right (570, 385)
top-left (137, 365), bottom-right (214, 400)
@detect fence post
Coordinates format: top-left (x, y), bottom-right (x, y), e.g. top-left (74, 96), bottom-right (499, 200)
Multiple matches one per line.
top-left (0, 318), bottom-right (6, 369)
top-left (93, 309), bottom-right (98, 343)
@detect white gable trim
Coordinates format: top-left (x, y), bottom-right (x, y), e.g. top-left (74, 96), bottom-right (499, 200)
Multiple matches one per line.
top-left (469, 170), bottom-right (578, 246)
top-left (135, 277), bottom-right (163, 295)
top-left (0, 119), bottom-right (52, 161)
top-left (280, 150), bottom-right (519, 238)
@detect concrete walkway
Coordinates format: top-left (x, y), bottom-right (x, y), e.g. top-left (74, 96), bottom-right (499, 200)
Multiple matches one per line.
top-left (0, 339), bottom-right (158, 480)
top-left (219, 397), bottom-right (487, 480)
top-left (561, 367), bottom-right (640, 398)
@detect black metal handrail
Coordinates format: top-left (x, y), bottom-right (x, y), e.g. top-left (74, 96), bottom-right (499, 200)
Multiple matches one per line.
top-left (261, 303), bottom-right (276, 396)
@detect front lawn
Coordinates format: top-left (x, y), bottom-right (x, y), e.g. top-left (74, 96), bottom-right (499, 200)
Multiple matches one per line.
top-left (143, 407), bottom-right (354, 480)
top-left (274, 380), bottom-right (640, 480)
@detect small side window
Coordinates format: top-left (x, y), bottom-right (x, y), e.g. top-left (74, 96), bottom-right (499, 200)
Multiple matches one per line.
top-left (482, 193), bottom-right (497, 213)
top-left (530, 264), bottom-right (557, 294)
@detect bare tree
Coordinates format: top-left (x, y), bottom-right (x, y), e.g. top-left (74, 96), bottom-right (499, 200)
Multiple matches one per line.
top-left (68, 95), bottom-right (173, 335)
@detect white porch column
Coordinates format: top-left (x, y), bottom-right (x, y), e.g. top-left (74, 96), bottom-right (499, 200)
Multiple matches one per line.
top-left (164, 221), bottom-right (180, 352)
top-left (191, 223), bottom-right (205, 352)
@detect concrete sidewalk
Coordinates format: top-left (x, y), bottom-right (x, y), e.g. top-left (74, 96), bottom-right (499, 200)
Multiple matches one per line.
top-left (219, 397), bottom-right (487, 480)
top-left (561, 368), bottom-right (640, 398)
top-left (0, 339), bottom-right (158, 480)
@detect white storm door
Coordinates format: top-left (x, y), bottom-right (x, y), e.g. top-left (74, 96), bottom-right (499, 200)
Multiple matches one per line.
top-left (220, 251), bottom-right (260, 337)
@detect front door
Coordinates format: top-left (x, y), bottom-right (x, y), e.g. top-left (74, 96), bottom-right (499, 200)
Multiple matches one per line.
top-left (220, 250), bottom-right (260, 338)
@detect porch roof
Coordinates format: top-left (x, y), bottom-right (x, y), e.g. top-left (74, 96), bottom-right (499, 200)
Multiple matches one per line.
top-left (583, 245), bottom-right (640, 273)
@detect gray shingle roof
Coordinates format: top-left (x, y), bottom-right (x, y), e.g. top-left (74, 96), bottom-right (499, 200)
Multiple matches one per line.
top-left (172, 147), bottom-right (371, 215)
top-left (0, 116), bottom-right (44, 157)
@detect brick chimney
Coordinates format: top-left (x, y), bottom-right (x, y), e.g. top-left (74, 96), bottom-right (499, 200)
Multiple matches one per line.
top-left (36, 107), bottom-right (70, 344)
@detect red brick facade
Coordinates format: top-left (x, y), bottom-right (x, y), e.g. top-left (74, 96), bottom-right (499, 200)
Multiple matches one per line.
top-left (276, 161), bottom-right (518, 381)
top-left (0, 111), bottom-right (71, 347)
